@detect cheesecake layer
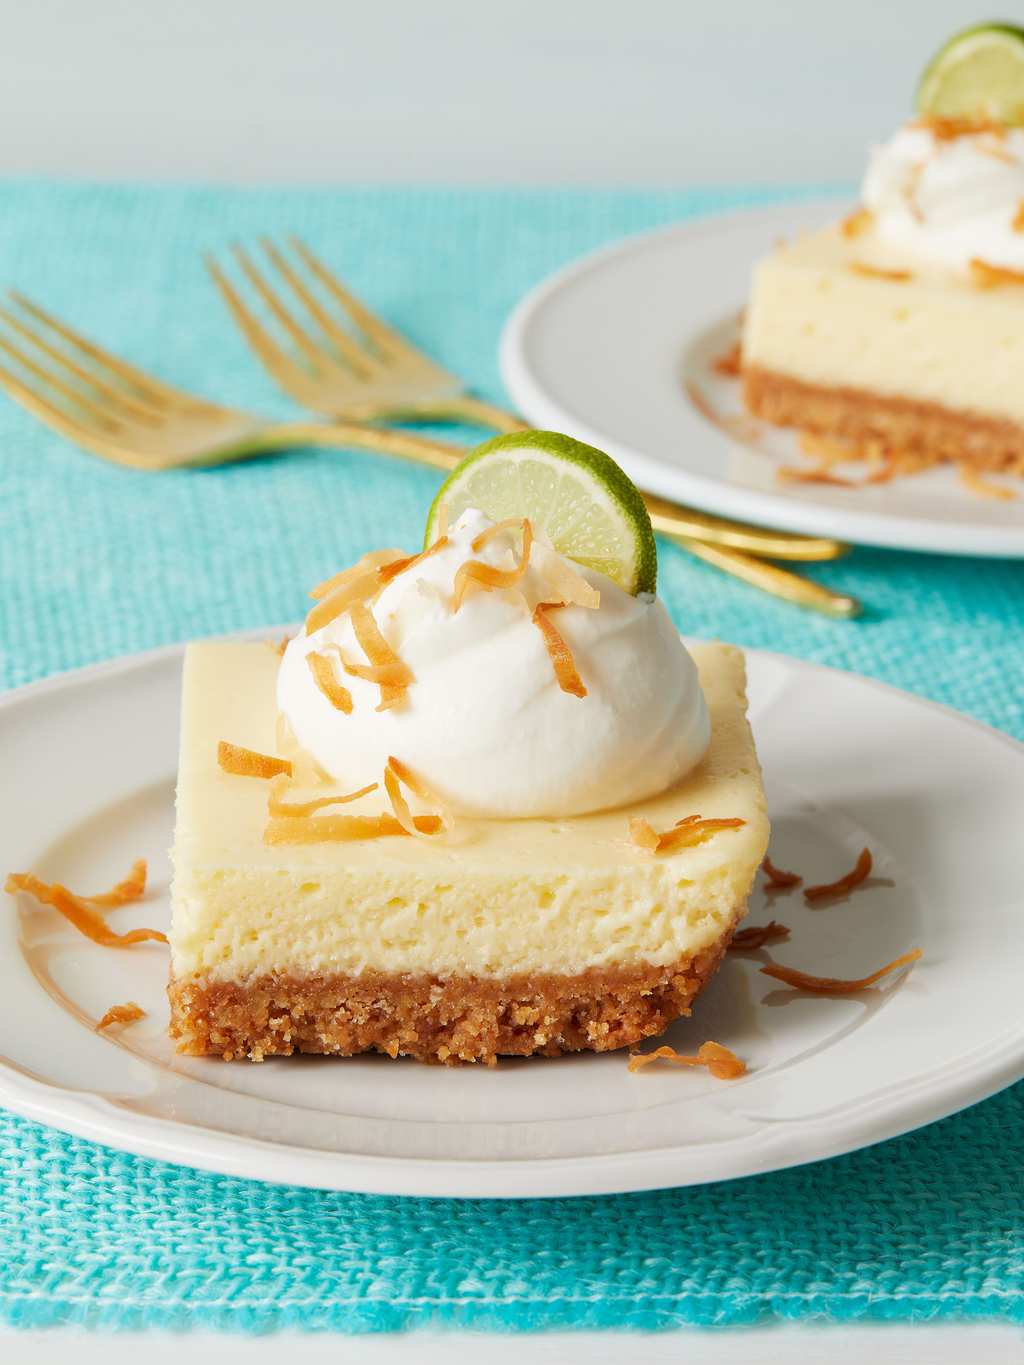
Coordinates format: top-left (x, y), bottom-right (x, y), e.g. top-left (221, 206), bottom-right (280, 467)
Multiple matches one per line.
top-left (742, 225), bottom-right (1024, 460)
top-left (168, 934), bottom-right (735, 1064)
top-left (169, 641), bottom-right (767, 983)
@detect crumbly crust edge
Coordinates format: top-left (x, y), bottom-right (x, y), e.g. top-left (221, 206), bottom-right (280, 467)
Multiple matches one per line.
top-left (168, 927), bottom-right (738, 1065)
top-left (743, 365), bottom-right (1024, 475)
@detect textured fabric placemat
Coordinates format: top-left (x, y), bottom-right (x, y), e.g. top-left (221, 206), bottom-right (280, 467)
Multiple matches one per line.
top-left (1, 181), bottom-right (1022, 1333)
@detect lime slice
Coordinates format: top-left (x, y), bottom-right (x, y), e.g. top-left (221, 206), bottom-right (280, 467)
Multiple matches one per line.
top-left (425, 431), bottom-right (657, 595)
top-left (916, 22), bottom-right (1024, 124)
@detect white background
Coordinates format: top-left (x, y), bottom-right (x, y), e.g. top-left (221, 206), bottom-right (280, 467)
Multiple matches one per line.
top-left (0, 0), bottom-right (1000, 185)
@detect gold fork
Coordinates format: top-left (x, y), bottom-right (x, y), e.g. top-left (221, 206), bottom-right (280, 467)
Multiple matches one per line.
top-left (208, 238), bottom-right (527, 433)
top-left (0, 291), bottom-right (859, 617)
top-left (205, 239), bottom-right (856, 577)
top-left (207, 240), bottom-right (861, 566)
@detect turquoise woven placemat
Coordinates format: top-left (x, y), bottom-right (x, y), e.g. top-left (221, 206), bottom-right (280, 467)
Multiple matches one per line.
top-left (1, 181), bottom-right (1023, 1333)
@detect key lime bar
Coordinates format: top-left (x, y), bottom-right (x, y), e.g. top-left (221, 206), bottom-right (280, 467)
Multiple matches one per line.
top-left (742, 23), bottom-right (1024, 480)
top-left (168, 639), bottom-right (767, 1064)
top-left (742, 224), bottom-right (1024, 474)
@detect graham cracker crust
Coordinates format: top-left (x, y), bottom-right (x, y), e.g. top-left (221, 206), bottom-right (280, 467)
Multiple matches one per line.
top-left (744, 365), bottom-right (1024, 476)
top-left (168, 931), bottom-right (735, 1065)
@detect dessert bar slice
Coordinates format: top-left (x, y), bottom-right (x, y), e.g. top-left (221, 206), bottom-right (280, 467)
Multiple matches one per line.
top-left (169, 640), bottom-right (768, 1064)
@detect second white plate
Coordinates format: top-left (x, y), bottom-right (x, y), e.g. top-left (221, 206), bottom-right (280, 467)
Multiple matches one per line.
top-left (2, 633), bottom-right (1023, 1197)
top-left (500, 200), bottom-right (1024, 557)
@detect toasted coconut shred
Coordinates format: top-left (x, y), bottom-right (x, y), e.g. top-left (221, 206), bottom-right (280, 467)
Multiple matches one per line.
top-left (861, 447), bottom-right (931, 485)
top-left (385, 764), bottom-right (434, 838)
top-left (628, 817), bottom-right (661, 854)
top-left (386, 756), bottom-right (452, 836)
top-left (779, 432), bottom-right (858, 484)
top-left (958, 465), bottom-right (1018, 501)
top-left (376, 552), bottom-right (419, 584)
top-left (471, 517), bottom-right (529, 551)
top-left (5, 869), bottom-right (167, 947)
top-left (913, 114), bottom-right (1007, 142)
top-left (850, 262), bottom-right (912, 282)
top-left (631, 814), bottom-right (746, 855)
top-left (383, 766), bottom-right (421, 837)
top-left (349, 603), bottom-right (415, 711)
top-left (762, 855), bottom-right (802, 890)
top-left (87, 857), bottom-right (148, 907)
top-left (262, 753), bottom-right (446, 843)
top-left (840, 206), bottom-right (874, 239)
top-left (266, 776), bottom-right (378, 819)
top-left (335, 653), bottom-right (410, 687)
top-left (779, 432), bottom-right (937, 492)
top-left (305, 567), bottom-right (383, 634)
top-left (541, 555), bottom-right (601, 610)
top-left (712, 341), bottom-right (743, 377)
top-left (377, 534), bottom-right (450, 587)
top-left (96, 1001), bottom-right (146, 1032)
top-left (218, 741), bottom-right (292, 780)
top-left (268, 634), bottom-right (292, 657)
top-left (778, 465), bottom-right (856, 487)
top-left (1014, 200), bottom-right (1024, 233)
top-left (628, 1041), bottom-right (746, 1079)
top-left (308, 549), bottom-right (405, 601)
top-left (264, 812), bottom-right (442, 845)
top-left (798, 431), bottom-right (860, 466)
top-left (761, 948), bottom-right (922, 994)
top-left (871, 449), bottom-right (935, 484)
top-left (306, 651), bottom-right (354, 713)
top-left (804, 847), bottom-right (872, 903)
top-left (307, 538), bottom-right (451, 705)
top-left (532, 603), bottom-right (587, 698)
top-left (685, 380), bottom-right (720, 425)
top-left (660, 817), bottom-right (746, 853)
top-left (729, 921), bottom-right (791, 951)
top-left (376, 685), bottom-right (407, 713)
top-left (970, 257), bottom-right (1024, 288)
top-left (453, 518), bottom-right (533, 611)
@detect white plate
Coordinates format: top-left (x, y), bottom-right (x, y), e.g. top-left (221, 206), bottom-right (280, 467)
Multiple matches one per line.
top-left (500, 200), bottom-right (1024, 557)
top-left (2, 632), bottom-right (1023, 1199)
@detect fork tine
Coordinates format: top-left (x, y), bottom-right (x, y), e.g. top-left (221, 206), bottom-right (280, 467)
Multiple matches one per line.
top-left (0, 331), bottom-right (121, 430)
top-left (0, 357), bottom-right (115, 442)
top-left (288, 238), bottom-right (422, 364)
top-left (259, 238), bottom-right (374, 377)
top-left (8, 291), bottom-right (176, 406)
top-left (230, 244), bottom-right (326, 370)
top-left (206, 255), bottom-right (316, 394)
top-left (0, 304), bottom-right (163, 425)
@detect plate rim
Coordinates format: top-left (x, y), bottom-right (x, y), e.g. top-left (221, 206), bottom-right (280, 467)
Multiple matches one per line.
top-left (2, 630), bottom-right (1023, 1200)
top-left (499, 198), bottom-right (1024, 559)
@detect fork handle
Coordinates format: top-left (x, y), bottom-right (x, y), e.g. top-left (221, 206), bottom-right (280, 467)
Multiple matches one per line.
top-left (265, 420), bottom-right (858, 616)
top-left (343, 405), bottom-right (846, 562)
top-left (265, 420), bottom-right (466, 471)
top-left (376, 395), bottom-right (530, 433)
top-left (679, 538), bottom-right (861, 619)
top-left (269, 420), bottom-right (847, 562)
top-left (642, 492), bottom-right (845, 562)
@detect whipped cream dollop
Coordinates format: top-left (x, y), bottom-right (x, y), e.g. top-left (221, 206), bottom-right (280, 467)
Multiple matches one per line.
top-left (278, 509), bottom-right (709, 819)
top-left (861, 121), bottom-right (1024, 271)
